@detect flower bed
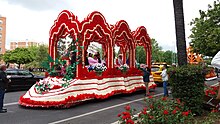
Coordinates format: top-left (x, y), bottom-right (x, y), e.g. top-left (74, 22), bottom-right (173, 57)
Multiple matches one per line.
top-left (118, 96), bottom-right (193, 124)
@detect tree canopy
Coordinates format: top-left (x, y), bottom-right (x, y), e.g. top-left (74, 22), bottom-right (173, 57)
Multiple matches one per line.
top-left (26, 45), bottom-right (48, 68)
top-left (3, 47), bottom-right (35, 68)
top-left (135, 38), bottom-right (177, 65)
top-left (190, 0), bottom-right (220, 57)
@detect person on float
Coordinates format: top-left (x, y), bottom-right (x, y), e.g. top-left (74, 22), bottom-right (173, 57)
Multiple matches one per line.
top-left (95, 52), bottom-right (102, 63)
top-left (88, 53), bottom-right (99, 71)
top-left (140, 64), bottom-right (150, 96)
top-left (161, 64), bottom-right (169, 97)
top-left (115, 54), bottom-right (123, 67)
top-left (0, 64), bottom-right (9, 113)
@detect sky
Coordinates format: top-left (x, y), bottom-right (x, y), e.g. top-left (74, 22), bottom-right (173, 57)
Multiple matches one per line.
top-left (0, 0), bottom-right (215, 51)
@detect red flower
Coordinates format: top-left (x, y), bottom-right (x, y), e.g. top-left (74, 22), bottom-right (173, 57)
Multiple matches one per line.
top-left (149, 116), bottom-right (154, 119)
top-left (126, 119), bottom-right (134, 124)
top-left (141, 107), bottom-right (148, 115)
top-left (182, 111), bottom-right (189, 116)
top-left (175, 107), bottom-right (180, 110)
top-left (125, 105), bottom-right (131, 111)
top-left (150, 104), bottom-right (154, 109)
top-left (162, 97), bottom-right (167, 101)
top-left (118, 114), bottom-right (121, 117)
top-left (122, 115), bottom-right (127, 120)
top-left (205, 90), bottom-right (209, 95)
top-left (143, 107), bottom-right (147, 112)
top-left (172, 109), bottom-right (177, 114)
top-left (148, 95), bottom-right (153, 99)
top-left (163, 110), bottom-right (169, 115)
top-left (142, 110), bottom-right (147, 115)
top-left (211, 109), bottom-right (218, 113)
top-left (176, 98), bottom-right (181, 104)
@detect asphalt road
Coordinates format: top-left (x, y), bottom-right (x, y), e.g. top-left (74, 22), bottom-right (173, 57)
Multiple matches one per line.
top-left (0, 79), bottom-right (219, 124)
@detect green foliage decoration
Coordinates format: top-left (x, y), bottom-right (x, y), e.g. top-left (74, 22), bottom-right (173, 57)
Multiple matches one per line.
top-left (41, 38), bottom-right (82, 88)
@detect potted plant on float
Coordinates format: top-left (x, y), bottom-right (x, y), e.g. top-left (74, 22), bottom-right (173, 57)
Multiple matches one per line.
top-left (93, 63), bottom-right (107, 76)
top-left (118, 64), bottom-right (129, 74)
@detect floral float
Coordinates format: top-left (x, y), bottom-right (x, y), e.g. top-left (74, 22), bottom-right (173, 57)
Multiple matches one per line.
top-left (19, 10), bottom-right (155, 108)
top-left (187, 46), bottom-right (217, 80)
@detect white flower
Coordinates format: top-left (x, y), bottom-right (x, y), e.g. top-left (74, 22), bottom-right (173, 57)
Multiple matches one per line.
top-left (94, 63), bottom-right (107, 72)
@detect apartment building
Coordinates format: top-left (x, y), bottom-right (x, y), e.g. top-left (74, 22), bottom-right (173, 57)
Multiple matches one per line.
top-left (0, 16), bottom-right (6, 54)
top-left (10, 40), bottom-right (40, 50)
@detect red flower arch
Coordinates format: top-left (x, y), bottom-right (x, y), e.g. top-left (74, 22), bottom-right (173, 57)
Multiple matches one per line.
top-left (133, 26), bottom-right (152, 67)
top-left (112, 20), bottom-right (135, 67)
top-left (49, 10), bottom-right (80, 59)
top-left (80, 11), bottom-right (113, 68)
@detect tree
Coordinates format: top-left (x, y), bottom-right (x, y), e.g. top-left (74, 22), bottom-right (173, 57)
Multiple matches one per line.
top-left (135, 46), bottom-right (146, 64)
top-left (190, 0), bottom-right (220, 57)
top-left (151, 38), bottom-right (164, 62)
top-left (162, 50), bottom-right (177, 65)
top-left (173, 0), bottom-right (187, 66)
top-left (26, 45), bottom-right (48, 68)
top-left (3, 48), bottom-right (34, 68)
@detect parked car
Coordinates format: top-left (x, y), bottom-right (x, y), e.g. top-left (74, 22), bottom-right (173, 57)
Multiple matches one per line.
top-left (5, 69), bottom-right (45, 91)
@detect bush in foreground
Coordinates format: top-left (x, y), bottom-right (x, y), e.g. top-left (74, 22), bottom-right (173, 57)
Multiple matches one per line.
top-left (168, 65), bottom-right (206, 114)
top-left (118, 96), bottom-right (193, 124)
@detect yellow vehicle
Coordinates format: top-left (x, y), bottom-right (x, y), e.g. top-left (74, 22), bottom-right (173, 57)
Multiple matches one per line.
top-left (151, 65), bottom-right (163, 83)
top-left (151, 63), bottom-right (170, 83)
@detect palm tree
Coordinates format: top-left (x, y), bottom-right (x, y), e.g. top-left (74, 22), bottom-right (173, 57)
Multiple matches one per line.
top-left (173, 0), bottom-right (187, 66)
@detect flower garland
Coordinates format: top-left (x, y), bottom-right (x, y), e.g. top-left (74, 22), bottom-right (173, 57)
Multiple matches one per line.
top-left (40, 38), bottom-right (83, 90)
top-left (35, 80), bottom-right (51, 94)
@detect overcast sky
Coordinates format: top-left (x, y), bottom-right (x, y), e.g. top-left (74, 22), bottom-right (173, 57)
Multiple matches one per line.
top-left (0, 0), bottom-right (215, 51)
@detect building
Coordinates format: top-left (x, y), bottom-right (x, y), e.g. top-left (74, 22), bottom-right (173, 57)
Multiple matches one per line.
top-left (10, 40), bottom-right (40, 50)
top-left (0, 16), bottom-right (6, 54)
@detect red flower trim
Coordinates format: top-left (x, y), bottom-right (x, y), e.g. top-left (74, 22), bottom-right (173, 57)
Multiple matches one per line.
top-left (19, 86), bottom-right (145, 108)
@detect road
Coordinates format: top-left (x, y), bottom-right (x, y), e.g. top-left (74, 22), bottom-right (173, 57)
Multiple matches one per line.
top-left (0, 79), bottom-right (218, 124)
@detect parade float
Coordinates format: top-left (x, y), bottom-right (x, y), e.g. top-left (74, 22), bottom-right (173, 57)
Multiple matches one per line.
top-left (19, 10), bottom-right (156, 108)
top-left (187, 46), bottom-right (217, 80)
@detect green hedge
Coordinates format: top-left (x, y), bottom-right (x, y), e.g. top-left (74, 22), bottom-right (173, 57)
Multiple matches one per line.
top-left (168, 65), bottom-right (206, 115)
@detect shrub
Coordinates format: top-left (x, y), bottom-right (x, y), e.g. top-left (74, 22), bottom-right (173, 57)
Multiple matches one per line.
top-left (168, 65), bottom-right (206, 114)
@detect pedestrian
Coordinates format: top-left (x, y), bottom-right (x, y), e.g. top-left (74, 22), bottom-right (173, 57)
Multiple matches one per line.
top-left (0, 64), bottom-right (9, 113)
top-left (161, 65), bottom-right (168, 97)
top-left (140, 64), bottom-right (150, 96)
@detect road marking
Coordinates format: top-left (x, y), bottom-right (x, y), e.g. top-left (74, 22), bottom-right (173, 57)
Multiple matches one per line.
top-left (5, 102), bottom-right (18, 106)
top-left (48, 93), bottom-right (164, 124)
